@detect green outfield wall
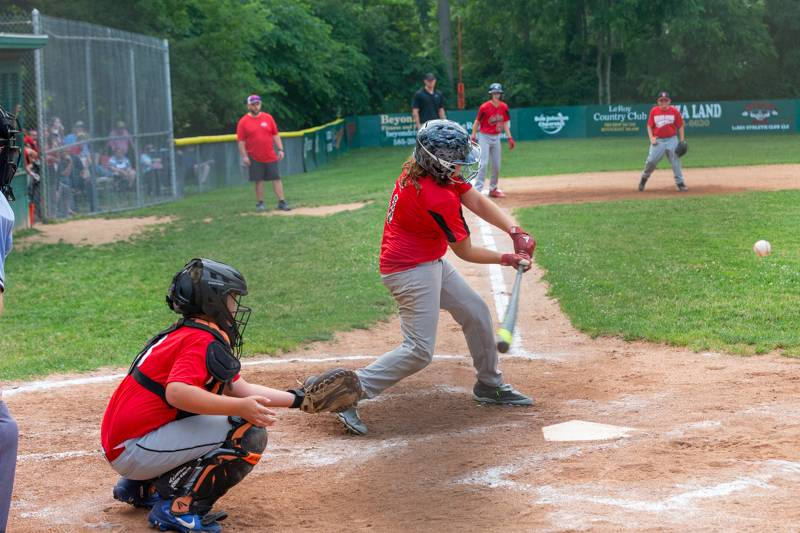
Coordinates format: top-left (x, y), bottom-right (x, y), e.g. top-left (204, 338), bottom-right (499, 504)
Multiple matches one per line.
top-left (350, 99), bottom-right (799, 147)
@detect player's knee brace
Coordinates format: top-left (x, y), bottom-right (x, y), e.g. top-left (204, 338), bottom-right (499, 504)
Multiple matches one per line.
top-left (154, 417), bottom-right (267, 516)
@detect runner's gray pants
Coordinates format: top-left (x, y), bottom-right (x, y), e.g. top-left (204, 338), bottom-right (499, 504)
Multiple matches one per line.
top-left (640, 135), bottom-right (684, 185)
top-left (357, 259), bottom-right (504, 399)
top-left (474, 132), bottom-right (502, 192)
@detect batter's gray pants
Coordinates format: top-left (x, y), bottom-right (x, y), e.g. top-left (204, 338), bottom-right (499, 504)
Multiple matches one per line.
top-left (357, 259), bottom-right (503, 398)
top-left (0, 401), bottom-right (18, 533)
top-left (110, 415), bottom-right (237, 481)
top-left (640, 135), bottom-right (685, 185)
top-left (474, 132), bottom-right (502, 192)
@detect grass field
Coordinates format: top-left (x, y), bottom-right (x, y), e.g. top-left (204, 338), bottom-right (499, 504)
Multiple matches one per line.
top-left (2, 134), bottom-right (799, 380)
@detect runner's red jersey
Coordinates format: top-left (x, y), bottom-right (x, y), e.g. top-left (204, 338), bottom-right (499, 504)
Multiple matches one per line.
top-left (379, 172), bottom-right (472, 274)
top-left (100, 325), bottom-right (239, 462)
top-left (647, 106), bottom-right (684, 138)
top-left (236, 112), bottom-right (279, 163)
top-left (476, 100), bottom-right (510, 135)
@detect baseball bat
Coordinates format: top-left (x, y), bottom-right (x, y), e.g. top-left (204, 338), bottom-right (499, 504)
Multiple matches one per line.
top-left (496, 265), bottom-right (525, 353)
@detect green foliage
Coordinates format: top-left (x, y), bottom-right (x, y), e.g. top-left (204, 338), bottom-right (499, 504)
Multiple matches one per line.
top-left (517, 191), bottom-right (800, 355)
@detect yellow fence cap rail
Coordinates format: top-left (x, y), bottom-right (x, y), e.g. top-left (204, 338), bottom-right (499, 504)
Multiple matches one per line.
top-left (174, 117), bottom-right (344, 146)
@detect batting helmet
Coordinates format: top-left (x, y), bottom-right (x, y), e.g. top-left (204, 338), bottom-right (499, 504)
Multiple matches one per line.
top-left (414, 120), bottom-right (481, 184)
top-left (488, 83), bottom-right (504, 94)
top-left (166, 258), bottom-right (251, 355)
top-left (0, 105), bottom-right (21, 201)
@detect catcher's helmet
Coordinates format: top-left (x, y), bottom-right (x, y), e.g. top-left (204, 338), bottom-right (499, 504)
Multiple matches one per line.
top-left (488, 83), bottom-right (504, 94)
top-left (0, 105), bottom-right (21, 201)
top-left (414, 120), bottom-right (481, 183)
top-left (166, 258), bottom-right (251, 355)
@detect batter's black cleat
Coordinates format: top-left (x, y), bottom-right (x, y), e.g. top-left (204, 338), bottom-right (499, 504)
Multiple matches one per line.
top-left (113, 478), bottom-right (160, 509)
top-left (336, 407), bottom-right (367, 435)
top-left (677, 183), bottom-right (688, 192)
top-left (638, 177), bottom-right (648, 191)
top-left (473, 382), bottom-right (534, 406)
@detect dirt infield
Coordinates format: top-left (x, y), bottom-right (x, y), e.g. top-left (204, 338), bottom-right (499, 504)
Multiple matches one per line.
top-left (5, 164), bottom-right (800, 532)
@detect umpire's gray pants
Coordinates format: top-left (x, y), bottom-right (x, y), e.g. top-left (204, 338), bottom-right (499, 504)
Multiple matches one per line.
top-left (0, 401), bottom-right (18, 533)
top-left (640, 135), bottom-right (684, 185)
top-left (357, 259), bottom-right (503, 399)
top-left (110, 415), bottom-right (236, 481)
top-left (474, 132), bottom-right (502, 192)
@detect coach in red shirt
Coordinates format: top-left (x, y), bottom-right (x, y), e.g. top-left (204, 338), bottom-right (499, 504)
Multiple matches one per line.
top-left (638, 91), bottom-right (688, 192)
top-left (236, 94), bottom-right (291, 211)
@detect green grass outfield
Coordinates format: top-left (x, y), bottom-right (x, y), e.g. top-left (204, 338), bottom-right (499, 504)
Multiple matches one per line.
top-left (2, 134), bottom-right (799, 380)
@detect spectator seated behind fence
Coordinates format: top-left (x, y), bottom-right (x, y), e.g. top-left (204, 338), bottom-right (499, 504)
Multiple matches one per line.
top-left (107, 120), bottom-right (132, 158)
top-left (64, 121), bottom-right (93, 210)
top-left (23, 129), bottom-right (42, 222)
top-left (108, 146), bottom-right (136, 190)
top-left (140, 144), bottom-right (165, 196)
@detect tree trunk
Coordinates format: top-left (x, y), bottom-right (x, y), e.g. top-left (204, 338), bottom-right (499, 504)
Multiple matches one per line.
top-left (437, 0), bottom-right (454, 89)
top-left (596, 44), bottom-right (604, 104)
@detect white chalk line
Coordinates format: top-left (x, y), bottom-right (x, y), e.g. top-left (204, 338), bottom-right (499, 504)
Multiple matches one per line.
top-left (4, 350), bottom-right (553, 398)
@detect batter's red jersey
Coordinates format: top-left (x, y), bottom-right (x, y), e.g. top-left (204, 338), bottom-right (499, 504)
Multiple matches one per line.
top-left (379, 172), bottom-right (472, 274)
top-left (100, 325), bottom-right (240, 462)
top-left (647, 106), bottom-right (684, 138)
top-left (236, 112), bottom-right (280, 163)
top-left (476, 100), bottom-right (510, 135)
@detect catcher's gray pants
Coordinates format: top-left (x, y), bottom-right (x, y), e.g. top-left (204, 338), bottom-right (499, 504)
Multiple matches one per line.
top-left (0, 401), bottom-right (18, 533)
top-left (474, 132), bottom-right (502, 192)
top-left (357, 259), bottom-right (503, 399)
top-left (640, 135), bottom-right (684, 185)
top-left (110, 415), bottom-right (237, 481)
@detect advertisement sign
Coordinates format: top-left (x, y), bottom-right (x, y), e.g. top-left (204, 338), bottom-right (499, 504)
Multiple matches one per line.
top-left (586, 104), bottom-right (650, 137)
top-left (517, 107), bottom-right (585, 139)
top-left (728, 100), bottom-right (795, 133)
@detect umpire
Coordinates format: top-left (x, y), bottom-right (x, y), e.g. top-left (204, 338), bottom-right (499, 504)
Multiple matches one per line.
top-left (412, 73), bottom-right (446, 129)
top-left (0, 103), bottom-right (19, 533)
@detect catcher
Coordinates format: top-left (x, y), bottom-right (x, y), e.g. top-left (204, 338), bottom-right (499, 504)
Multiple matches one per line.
top-left (100, 258), bottom-right (360, 533)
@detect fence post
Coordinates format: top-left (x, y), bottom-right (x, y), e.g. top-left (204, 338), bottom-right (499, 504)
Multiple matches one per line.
top-left (163, 39), bottom-right (177, 199)
top-left (32, 9), bottom-right (48, 221)
top-left (85, 39), bottom-right (99, 212)
top-left (129, 47), bottom-right (142, 207)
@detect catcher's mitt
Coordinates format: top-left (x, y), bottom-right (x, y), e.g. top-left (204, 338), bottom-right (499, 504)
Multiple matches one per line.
top-left (296, 368), bottom-right (362, 413)
top-left (675, 140), bottom-right (688, 157)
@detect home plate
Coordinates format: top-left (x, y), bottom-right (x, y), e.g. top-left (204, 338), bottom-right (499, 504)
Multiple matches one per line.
top-left (542, 420), bottom-right (635, 442)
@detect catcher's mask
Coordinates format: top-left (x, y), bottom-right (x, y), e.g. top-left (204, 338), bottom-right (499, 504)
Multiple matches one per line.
top-left (413, 120), bottom-right (481, 184)
top-left (166, 258), bottom-right (251, 356)
top-left (0, 105), bottom-right (21, 201)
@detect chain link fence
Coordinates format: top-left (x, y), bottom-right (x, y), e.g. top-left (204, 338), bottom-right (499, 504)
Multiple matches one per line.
top-left (0, 10), bottom-right (175, 222)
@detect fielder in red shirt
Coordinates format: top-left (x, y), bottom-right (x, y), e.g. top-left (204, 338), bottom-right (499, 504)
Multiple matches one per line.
top-left (470, 83), bottom-right (515, 197)
top-left (336, 120), bottom-right (536, 436)
top-left (236, 94), bottom-right (290, 212)
top-left (638, 91), bottom-right (688, 192)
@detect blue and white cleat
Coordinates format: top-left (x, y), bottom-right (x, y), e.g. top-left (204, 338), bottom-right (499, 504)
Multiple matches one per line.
top-left (112, 478), bottom-right (160, 509)
top-left (147, 500), bottom-right (226, 532)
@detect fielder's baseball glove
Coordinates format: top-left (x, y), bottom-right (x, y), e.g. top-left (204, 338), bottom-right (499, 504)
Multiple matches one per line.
top-left (675, 140), bottom-right (688, 157)
top-left (296, 368), bottom-right (362, 413)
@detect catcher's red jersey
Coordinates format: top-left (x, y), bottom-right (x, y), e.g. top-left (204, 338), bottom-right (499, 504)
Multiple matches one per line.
top-left (101, 325), bottom-right (239, 462)
top-left (379, 172), bottom-right (471, 274)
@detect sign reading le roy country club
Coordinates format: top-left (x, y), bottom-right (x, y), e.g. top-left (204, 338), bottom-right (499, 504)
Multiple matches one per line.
top-left (349, 99), bottom-right (798, 147)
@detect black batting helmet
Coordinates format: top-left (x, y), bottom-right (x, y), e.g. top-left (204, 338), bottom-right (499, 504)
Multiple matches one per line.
top-left (414, 120), bottom-right (481, 184)
top-left (0, 105), bottom-right (21, 201)
top-left (166, 258), bottom-right (251, 355)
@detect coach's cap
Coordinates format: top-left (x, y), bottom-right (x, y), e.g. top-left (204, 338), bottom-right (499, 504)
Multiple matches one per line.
top-left (423, 72), bottom-right (436, 81)
top-left (247, 94), bottom-right (261, 104)
top-left (657, 91), bottom-right (671, 101)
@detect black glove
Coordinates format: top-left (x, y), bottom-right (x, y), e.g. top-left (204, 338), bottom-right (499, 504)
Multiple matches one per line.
top-left (675, 140), bottom-right (688, 158)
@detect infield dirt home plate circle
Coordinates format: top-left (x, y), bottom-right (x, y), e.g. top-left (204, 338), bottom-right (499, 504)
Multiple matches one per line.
top-left (542, 420), bottom-right (636, 442)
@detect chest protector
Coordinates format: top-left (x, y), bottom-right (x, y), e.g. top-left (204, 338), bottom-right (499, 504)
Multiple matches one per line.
top-left (128, 318), bottom-right (241, 413)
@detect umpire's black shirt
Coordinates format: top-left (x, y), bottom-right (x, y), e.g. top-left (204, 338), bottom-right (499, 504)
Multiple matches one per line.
top-left (412, 88), bottom-right (445, 124)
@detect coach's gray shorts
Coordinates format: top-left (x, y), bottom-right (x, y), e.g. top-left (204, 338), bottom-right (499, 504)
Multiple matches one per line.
top-left (248, 160), bottom-right (281, 182)
top-left (109, 415), bottom-right (236, 481)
